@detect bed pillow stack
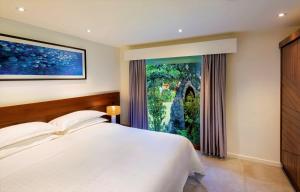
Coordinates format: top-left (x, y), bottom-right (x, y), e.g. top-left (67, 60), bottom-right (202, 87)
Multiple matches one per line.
top-left (49, 110), bottom-right (108, 133)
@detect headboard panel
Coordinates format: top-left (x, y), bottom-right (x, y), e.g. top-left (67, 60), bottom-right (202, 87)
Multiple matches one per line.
top-left (0, 92), bottom-right (120, 129)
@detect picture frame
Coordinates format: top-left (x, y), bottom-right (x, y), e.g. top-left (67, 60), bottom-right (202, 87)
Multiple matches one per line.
top-left (0, 33), bottom-right (87, 80)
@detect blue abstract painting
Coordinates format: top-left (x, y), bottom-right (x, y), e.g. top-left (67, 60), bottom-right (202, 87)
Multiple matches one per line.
top-left (0, 35), bottom-right (86, 80)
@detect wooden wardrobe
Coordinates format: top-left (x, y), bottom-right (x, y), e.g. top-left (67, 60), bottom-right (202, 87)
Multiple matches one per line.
top-left (280, 29), bottom-right (300, 191)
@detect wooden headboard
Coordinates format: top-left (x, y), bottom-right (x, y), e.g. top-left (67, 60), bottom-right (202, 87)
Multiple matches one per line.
top-left (0, 92), bottom-right (120, 129)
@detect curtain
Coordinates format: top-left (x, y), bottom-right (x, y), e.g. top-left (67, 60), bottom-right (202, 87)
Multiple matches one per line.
top-left (129, 60), bottom-right (148, 129)
top-left (200, 54), bottom-right (227, 158)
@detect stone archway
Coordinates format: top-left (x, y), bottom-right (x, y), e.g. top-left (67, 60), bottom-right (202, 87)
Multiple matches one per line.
top-left (185, 86), bottom-right (195, 100)
top-left (183, 81), bottom-right (196, 100)
top-left (167, 80), bottom-right (198, 133)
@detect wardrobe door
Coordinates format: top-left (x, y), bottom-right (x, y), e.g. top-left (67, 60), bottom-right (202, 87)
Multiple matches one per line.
top-left (282, 105), bottom-right (300, 154)
top-left (282, 151), bottom-right (298, 183)
top-left (298, 156), bottom-right (300, 190)
top-left (298, 39), bottom-right (300, 191)
top-left (281, 39), bottom-right (300, 191)
top-left (298, 39), bottom-right (300, 86)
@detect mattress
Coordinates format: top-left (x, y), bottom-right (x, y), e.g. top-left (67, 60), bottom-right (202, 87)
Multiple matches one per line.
top-left (0, 123), bottom-right (204, 192)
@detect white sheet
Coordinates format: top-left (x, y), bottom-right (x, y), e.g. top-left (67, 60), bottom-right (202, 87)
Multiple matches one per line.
top-left (0, 123), bottom-right (204, 192)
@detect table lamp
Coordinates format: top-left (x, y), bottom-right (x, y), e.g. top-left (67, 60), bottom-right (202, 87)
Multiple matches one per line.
top-left (106, 105), bottom-right (121, 123)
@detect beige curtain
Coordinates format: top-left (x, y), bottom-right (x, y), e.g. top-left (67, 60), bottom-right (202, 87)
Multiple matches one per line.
top-left (200, 54), bottom-right (227, 158)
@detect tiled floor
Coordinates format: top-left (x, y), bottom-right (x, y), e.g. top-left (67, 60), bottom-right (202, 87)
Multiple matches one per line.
top-left (184, 153), bottom-right (294, 192)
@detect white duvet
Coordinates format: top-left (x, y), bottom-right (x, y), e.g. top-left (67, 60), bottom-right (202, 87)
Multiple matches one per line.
top-left (0, 123), bottom-right (204, 192)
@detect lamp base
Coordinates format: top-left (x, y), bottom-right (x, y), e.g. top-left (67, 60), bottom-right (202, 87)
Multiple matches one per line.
top-left (111, 116), bottom-right (117, 123)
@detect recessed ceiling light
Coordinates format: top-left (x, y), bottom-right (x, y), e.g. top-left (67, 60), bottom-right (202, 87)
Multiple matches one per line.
top-left (17, 7), bottom-right (25, 12)
top-left (87, 29), bottom-right (91, 33)
top-left (178, 29), bottom-right (183, 33)
top-left (278, 13), bottom-right (287, 18)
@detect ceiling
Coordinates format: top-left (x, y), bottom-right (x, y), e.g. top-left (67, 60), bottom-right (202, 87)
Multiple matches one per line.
top-left (0, 0), bottom-right (300, 47)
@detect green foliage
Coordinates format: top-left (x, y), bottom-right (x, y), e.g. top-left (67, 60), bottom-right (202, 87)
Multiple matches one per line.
top-left (147, 87), bottom-right (166, 132)
top-left (146, 63), bottom-right (181, 88)
top-left (146, 63), bottom-right (181, 132)
top-left (176, 129), bottom-right (188, 138)
top-left (146, 63), bottom-right (200, 90)
top-left (146, 61), bottom-right (201, 141)
top-left (182, 93), bottom-right (200, 145)
top-left (161, 89), bottom-right (174, 102)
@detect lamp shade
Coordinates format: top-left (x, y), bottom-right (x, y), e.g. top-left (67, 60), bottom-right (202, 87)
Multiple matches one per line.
top-left (106, 105), bottom-right (121, 116)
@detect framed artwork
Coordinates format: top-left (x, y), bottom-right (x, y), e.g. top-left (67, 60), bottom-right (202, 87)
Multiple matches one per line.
top-left (0, 33), bottom-right (86, 80)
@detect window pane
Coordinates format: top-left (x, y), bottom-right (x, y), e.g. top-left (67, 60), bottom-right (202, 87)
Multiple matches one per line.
top-left (146, 56), bottom-right (202, 146)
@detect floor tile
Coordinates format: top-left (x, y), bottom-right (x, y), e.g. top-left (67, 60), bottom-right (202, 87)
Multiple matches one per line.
top-left (184, 153), bottom-right (294, 192)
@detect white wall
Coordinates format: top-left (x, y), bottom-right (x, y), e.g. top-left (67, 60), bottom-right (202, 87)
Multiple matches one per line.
top-left (226, 28), bottom-right (298, 166)
top-left (120, 27), bottom-right (298, 165)
top-left (0, 18), bottom-right (119, 107)
top-left (120, 47), bottom-right (130, 125)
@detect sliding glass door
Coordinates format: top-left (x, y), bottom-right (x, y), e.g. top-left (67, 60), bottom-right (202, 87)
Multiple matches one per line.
top-left (146, 56), bottom-right (202, 147)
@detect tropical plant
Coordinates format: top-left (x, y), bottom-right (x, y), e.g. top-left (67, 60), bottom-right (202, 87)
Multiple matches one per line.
top-left (182, 93), bottom-right (200, 145)
top-left (147, 87), bottom-right (166, 132)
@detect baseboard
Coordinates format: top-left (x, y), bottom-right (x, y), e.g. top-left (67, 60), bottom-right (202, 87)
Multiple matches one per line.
top-left (228, 152), bottom-right (282, 167)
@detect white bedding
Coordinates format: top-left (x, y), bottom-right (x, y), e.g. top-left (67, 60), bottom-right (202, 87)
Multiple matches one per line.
top-left (0, 123), bottom-right (204, 192)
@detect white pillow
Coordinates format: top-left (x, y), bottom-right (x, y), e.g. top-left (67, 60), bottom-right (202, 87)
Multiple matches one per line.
top-left (0, 122), bottom-right (58, 149)
top-left (66, 117), bottom-right (108, 134)
top-left (0, 134), bottom-right (58, 159)
top-left (49, 110), bottom-right (106, 132)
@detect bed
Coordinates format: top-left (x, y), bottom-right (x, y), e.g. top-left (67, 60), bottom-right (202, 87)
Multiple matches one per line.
top-left (0, 92), bottom-right (204, 192)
